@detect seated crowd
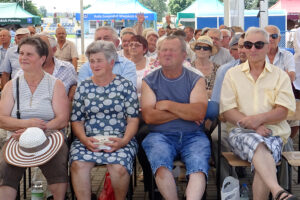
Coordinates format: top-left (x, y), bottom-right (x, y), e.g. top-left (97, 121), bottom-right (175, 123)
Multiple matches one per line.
top-left (0, 16), bottom-right (299, 200)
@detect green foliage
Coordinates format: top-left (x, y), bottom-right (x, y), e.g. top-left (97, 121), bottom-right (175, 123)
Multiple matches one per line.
top-left (138, 0), bottom-right (167, 22)
top-left (39, 6), bottom-right (47, 17)
top-left (168, 0), bottom-right (196, 15)
top-left (0, 0), bottom-right (42, 17)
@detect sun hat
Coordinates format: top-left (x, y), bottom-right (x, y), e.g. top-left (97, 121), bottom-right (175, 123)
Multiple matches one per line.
top-left (4, 127), bottom-right (64, 167)
top-left (190, 35), bottom-right (218, 55)
top-left (146, 31), bottom-right (159, 39)
top-left (15, 28), bottom-right (30, 36)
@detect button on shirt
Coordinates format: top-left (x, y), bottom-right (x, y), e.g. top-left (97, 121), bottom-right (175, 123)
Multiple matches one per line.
top-left (220, 61), bottom-right (296, 143)
top-left (15, 58), bottom-right (77, 94)
top-left (0, 45), bottom-right (20, 79)
top-left (78, 55), bottom-right (137, 87)
top-left (266, 48), bottom-right (295, 72)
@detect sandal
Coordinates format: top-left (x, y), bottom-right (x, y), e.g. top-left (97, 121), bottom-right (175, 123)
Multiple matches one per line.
top-left (274, 190), bottom-right (298, 200)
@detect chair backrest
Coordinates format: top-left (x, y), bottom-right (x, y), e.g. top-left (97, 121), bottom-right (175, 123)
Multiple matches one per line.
top-left (287, 100), bottom-right (300, 121)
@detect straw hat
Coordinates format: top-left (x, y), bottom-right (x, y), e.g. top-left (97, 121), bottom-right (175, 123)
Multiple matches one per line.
top-left (4, 127), bottom-right (64, 167)
top-left (190, 35), bottom-right (218, 55)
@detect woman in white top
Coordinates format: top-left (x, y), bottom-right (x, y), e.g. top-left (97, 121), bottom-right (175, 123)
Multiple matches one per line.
top-left (129, 35), bottom-right (150, 98)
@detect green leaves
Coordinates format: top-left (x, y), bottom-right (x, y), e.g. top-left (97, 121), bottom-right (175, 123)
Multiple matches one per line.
top-left (138, 0), bottom-right (167, 21)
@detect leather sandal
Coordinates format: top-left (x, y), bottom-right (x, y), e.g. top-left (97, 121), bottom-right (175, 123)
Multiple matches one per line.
top-left (274, 190), bottom-right (298, 200)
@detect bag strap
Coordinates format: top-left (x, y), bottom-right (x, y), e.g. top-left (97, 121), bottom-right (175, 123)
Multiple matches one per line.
top-left (16, 77), bottom-right (20, 119)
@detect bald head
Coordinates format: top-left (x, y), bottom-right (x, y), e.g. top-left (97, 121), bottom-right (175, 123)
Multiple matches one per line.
top-left (55, 27), bottom-right (67, 43)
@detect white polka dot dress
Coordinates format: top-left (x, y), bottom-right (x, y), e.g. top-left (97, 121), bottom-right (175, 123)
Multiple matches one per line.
top-left (70, 75), bottom-right (139, 174)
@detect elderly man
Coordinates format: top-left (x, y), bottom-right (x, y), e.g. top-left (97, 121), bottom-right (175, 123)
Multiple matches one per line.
top-left (141, 35), bottom-right (209, 200)
top-left (207, 28), bottom-right (234, 66)
top-left (15, 33), bottom-right (77, 102)
top-left (118, 28), bottom-right (136, 59)
top-left (228, 33), bottom-right (242, 60)
top-left (158, 27), bottom-right (166, 37)
top-left (264, 25), bottom-right (295, 81)
top-left (184, 26), bottom-right (195, 43)
top-left (54, 26), bottom-right (78, 70)
top-left (0, 29), bottom-right (11, 67)
top-left (220, 29), bottom-right (232, 49)
top-left (220, 27), bottom-right (297, 200)
top-left (27, 26), bottom-right (36, 36)
top-left (0, 28), bottom-right (29, 88)
top-left (78, 26), bottom-right (137, 86)
top-left (146, 31), bottom-right (159, 59)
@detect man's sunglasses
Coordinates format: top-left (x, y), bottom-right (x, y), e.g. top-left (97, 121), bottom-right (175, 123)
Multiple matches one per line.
top-left (243, 41), bottom-right (267, 50)
top-left (194, 45), bottom-right (212, 51)
top-left (269, 33), bottom-right (279, 39)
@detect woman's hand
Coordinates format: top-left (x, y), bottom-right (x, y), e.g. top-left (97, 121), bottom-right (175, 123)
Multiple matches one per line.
top-left (11, 129), bottom-right (26, 141)
top-left (81, 136), bottom-right (100, 152)
top-left (25, 118), bottom-right (47, 130)
top-left (104, 137), bottom-right (129, 153)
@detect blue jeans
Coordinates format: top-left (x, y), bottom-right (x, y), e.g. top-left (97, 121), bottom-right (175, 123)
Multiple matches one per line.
top-left (142, 130), bottom-right (211, 178)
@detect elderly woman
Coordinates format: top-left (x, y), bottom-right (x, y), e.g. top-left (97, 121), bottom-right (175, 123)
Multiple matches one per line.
top-left (191, 35), bottom-right (219, 98)
top-left (70, 40), bottom-right (139, 199)
top-left (128, 35), bottom-right (150, 97)
top-left (0, 37), bottom-right (69, 199)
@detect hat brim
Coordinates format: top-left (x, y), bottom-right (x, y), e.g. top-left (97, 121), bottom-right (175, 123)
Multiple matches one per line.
top-left (191, 41), bottom-right (218, 56)
top-left (4, 131), bottom-right (64, 167)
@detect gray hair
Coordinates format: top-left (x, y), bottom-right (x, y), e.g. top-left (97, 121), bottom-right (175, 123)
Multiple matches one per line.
top-left (208, 28), bottom-right (223, 40)
top-left (221, 29), bottom-right (231, 37)
top-left (245, 27), bottom-right (269, 43)
top-left (160, 35), bottom-right (186, 53)
top-left (265, 25), bottom-right (281, 37)
top-left (95, 26), bottom-right (119, 41)
top-left (85, 40), bottom-right (118, 63)
top-left (37, 32), bottom-right (57, 48)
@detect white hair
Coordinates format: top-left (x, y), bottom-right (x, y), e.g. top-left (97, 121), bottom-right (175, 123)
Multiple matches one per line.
top-left (245, 27), bottom-right (269, 43)
top-left (37, 32), bottom-right (57, 48)
top-left (221, 29), bottom-right (231, 37)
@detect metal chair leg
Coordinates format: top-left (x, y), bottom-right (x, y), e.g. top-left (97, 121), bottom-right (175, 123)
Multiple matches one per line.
top-left (216, 120), bottom-right (221, 200)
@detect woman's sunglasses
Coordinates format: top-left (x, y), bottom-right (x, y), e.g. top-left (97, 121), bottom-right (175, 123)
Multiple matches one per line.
top-left (243, 41), bottom-right (267, 50)
top-left (194, 45), bottom-right (212, 51)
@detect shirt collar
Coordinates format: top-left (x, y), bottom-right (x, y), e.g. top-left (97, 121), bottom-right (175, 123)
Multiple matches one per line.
top-left (241, 60), bottom-right (273, 73)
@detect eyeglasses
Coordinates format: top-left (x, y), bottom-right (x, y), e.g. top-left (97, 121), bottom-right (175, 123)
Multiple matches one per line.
top-left (269, 33), bottom-right (279, 39)
top-left (243, 41), bottom-right (267, 50)
top-left (129, 43), bottom-right (142, 48)
top-left (194, 45), bottom-right (212, 51)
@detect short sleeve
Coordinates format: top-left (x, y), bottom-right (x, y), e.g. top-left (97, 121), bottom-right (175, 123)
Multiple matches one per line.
top-left (274, 71), bottom-right (296, 116)
top-left (71, 82), bottom-right (86, 122)
top-left (123, 80), bottom-right (139, 118)
top-left (220, 69), bottom-right (238, 114)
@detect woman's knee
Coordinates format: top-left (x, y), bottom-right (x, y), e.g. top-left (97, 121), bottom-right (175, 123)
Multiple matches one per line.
top-left (107, 164), bottom-right (129, 177)
top-left (71, 161), bottom-right (94, 173)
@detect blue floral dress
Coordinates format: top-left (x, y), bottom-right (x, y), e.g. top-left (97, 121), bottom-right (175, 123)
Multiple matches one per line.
top-left (70, 75), bottom-right (139, 174)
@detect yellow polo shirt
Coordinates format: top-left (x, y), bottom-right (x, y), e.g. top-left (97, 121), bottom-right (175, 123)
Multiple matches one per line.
top-left (220, 61), bottom-right (296, 144)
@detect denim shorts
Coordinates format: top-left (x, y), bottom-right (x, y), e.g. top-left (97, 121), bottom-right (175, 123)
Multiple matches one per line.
top-left (142, 130), bottom-right (211, 178)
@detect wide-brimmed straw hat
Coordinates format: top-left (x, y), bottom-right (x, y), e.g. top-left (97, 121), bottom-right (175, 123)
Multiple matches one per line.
top-left (4, 127), bottom-right (64, 167)
top-left (190, 35), bottom-right (218, 55)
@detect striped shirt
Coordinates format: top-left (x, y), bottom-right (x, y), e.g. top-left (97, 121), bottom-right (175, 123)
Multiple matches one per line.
top-left (11, 73), bottom-right (56, 122)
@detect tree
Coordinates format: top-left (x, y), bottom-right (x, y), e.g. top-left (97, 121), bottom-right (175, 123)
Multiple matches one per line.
top-left (39, 6), bottom-right (47, 17)
top-left (138, 0), bottom-right (167, 22)
top-left (0, 0), bottom-right (42, 17)
top-left (168, 0), bottom-right (196, 15)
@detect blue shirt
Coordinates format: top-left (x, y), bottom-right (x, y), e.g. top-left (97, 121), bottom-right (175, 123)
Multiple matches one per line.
top-left (211, 59), bottom-right (240, 103)
top-left (143, 67), bottom-right (203, 133)
top-left (78, 55), bottom-right (137, 87)
top-left (0, 45), bottom-right (19, 79)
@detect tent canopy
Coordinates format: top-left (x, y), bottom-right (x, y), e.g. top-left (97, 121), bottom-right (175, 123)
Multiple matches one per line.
top-left (177, 0), bottom-right (224, 23)
top-left (76, 0), bottom-right (157, 21)
top-left (270, 0), bottom-right (300, 14)
top-left (0, 3), bottom-right (41, 25)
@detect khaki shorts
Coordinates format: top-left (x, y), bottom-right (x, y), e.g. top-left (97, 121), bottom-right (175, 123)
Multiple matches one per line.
top-left (0, 142), bottom-right (69, 190)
